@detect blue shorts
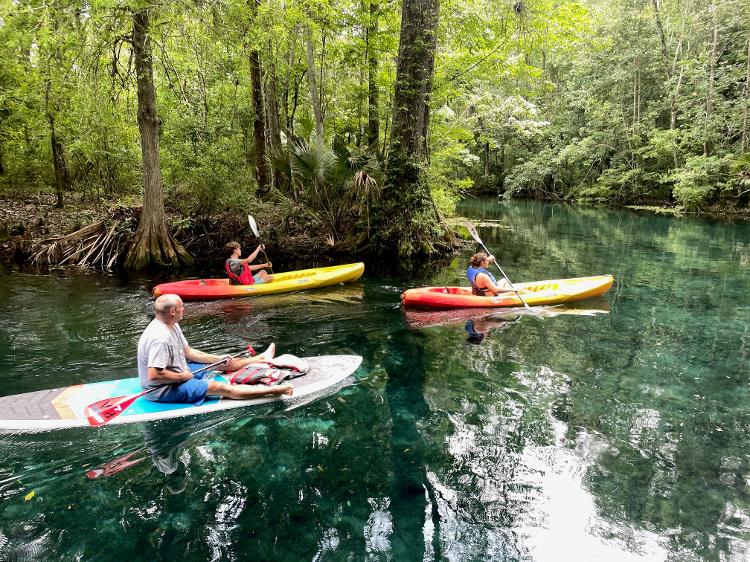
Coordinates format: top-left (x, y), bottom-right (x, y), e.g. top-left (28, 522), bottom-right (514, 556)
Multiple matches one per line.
top-left (146, 363), bottom-right (211, 405)
top-left (154, 378), bottom-right (210, 405)
top-left (253, 273), bottom-right (265, 284)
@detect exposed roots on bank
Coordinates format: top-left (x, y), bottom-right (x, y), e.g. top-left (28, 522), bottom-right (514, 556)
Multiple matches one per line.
top-left (29, 206), bottom-right (138, 270)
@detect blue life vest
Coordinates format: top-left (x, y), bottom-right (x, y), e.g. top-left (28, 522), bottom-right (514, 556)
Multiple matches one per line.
top-left (467, 266), bottom-right (497, 296)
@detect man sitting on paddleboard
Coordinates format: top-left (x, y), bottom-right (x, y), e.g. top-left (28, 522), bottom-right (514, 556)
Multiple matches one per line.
top-left (467, 252), bottom-right (515, 296)
top-left (224, 241), bottom-right (274, 285)
top-left (137, 294), bottom-right (293, 404)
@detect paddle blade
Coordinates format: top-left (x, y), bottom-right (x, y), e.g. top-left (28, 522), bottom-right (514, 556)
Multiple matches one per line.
top-left (84, 390), bottom-right (149, 427)
top-left (465, 221), bottom-right (482, 244)
top-left (247, 215), bottom-right (260, 237)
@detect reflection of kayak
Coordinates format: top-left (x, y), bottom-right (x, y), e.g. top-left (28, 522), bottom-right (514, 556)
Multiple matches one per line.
top-left (403, 301), bottom-right (611, 329)
top-left (153, 263), bottom-right (364, 301)
top-left (401, 275), bottom-right (614, 309)
top-left (0, 355), bottom-right (362, 431)
top-left (185, 283), bottom-right (365, 317)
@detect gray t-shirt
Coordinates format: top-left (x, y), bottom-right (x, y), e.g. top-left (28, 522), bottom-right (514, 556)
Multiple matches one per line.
top-left (137, 318), bottom-right (189, 398)
top-left (226, 258), bottom-right (243, 276)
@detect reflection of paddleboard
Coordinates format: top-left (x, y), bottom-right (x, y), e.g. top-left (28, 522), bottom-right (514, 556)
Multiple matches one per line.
top-left (0, 355), bottom-right (362, 432)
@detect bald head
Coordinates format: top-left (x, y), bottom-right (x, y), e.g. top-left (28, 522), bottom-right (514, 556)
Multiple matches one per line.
top-left (154, 294), bottom-right (183, 318)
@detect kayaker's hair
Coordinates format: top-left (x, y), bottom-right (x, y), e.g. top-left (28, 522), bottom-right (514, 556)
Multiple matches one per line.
top-left (470, 252), bottom-right (489, 267)
top-left (224, 241), bottom-right (241, 257)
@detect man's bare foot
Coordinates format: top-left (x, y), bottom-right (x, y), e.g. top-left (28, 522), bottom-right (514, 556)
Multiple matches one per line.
top-left (253, 342), bottom-right (276, 362)
top-left (274, 383), bottom-right (293, 396)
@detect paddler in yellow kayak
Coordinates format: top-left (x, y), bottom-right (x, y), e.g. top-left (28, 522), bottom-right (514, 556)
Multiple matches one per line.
top-left (224, 241), bottom-right (274, 285)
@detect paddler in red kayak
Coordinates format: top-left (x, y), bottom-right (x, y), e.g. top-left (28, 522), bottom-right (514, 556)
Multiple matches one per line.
top-left (224, 241), bottom-right (274, 285)
top-left (137, 294), bottom-right (293, 404)
top-left (467, 252), bottom-right (515, 296)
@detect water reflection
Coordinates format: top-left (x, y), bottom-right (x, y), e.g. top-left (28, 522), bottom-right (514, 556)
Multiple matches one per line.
top-left (143, 423), bottom-right (192, 494)
top-left (464, 315), bottom-right (520, 344)
top-left (85, 422), bottom-right (194, 494)
top-left (1, 199), bottom-right (749, 560)
top-left (403, 302), bottom-right (611, 348)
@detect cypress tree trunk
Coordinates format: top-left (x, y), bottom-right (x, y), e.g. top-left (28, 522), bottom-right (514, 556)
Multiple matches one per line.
top-left (369, 0), bottom-right (450, 271)
top-left (249, 49), bottom-right (270, 197)
top-left (264, 41), bottom-right (282, 151)
top-left (43, 13), bottom-right (70, 209)
top-left (125, 9), bottom-right (192, 271)
top-left (283, 30), bottom-right (298, 134)
top-left (651, 0), bottom-right (681, 166)
top-left (48, 116), bottom-right (69, 208)
top-left (263, 46), bottom-right (283, 188)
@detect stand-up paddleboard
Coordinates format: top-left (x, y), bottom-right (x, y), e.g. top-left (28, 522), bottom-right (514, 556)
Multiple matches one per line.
top-left (0, 355), bottom-right (362, 432)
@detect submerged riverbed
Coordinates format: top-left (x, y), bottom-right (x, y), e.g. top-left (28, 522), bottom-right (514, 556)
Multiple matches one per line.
top-left (0, 199), bottom-right (748, 561)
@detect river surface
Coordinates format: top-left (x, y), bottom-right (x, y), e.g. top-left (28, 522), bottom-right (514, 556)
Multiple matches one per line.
top-left (0, 199), bottom-right (748, 561)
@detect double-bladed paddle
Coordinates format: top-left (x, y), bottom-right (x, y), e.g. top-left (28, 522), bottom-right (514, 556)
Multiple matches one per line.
top-left (247, 215), bottom-right (273, 273)
top-left (84, 345), bottom-right (255, 427)
top-left (465, 221), bottom-right (537, 314)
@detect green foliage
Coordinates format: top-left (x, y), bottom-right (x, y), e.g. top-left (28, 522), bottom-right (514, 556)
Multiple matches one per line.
top-left (669, 155), bottom-right (734, 209)
top-left (268, 135), bottom-right (382, 238)
top-left (729, 153), bottom-right (750, 197)
top-left (0, 0), bottom-right (747, 222)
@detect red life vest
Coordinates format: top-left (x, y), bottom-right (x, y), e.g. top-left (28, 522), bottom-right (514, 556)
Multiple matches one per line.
top-left (225, 259), bottom-right (255, 285)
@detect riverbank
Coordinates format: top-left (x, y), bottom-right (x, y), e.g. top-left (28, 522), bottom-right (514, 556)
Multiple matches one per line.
top-left (0, 194), bottom-right (350, 274)
top-left (2, 193), bottom-right (746, 274)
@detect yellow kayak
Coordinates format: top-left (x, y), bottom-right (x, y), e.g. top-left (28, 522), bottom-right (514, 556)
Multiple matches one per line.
top-left (153, 262), bottom-right (365, 301)
top-left (401, 275), bottom-right (614, 309)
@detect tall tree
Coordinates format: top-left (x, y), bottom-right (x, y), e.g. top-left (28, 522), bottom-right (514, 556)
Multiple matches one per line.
top-left (263, 40), bottom-right (282, 152)
top-left (366, 0), bottom-right (380, 152)
top-left (370, 0), bottom-right (450, 269)
top-left (125, 8), bottom-right (192, 270)
top-left (305, 25), bottom-right (325, 140)
top-left (743, 35), bottom-right (750, 152)
top-left (249, 48), bottom-right (270, 195)
top-left (41, 2), bottom-right (72, 208)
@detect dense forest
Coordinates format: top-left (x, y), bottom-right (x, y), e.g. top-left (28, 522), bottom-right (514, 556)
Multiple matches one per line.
top-left (0, 0), bottom-right (748, 269)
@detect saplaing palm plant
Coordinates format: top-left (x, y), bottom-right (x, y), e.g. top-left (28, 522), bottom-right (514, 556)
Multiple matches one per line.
top-left (267, 120), bottom-right (381, 243)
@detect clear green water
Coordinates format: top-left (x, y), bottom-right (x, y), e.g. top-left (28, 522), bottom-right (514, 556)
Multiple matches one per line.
top-left (0, 199), bottom-right (748, 561)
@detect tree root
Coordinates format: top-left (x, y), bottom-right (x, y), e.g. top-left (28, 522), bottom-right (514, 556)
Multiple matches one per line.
top-left (29, 207), bottom-right (139, 271)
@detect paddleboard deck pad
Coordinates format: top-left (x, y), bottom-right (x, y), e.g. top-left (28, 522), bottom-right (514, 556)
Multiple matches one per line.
top-left (0, 355), bottom-right (362, 431)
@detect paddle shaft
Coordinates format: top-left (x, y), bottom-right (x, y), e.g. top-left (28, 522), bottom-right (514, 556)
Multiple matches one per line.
top-left (468, 225), bottom-right (535, 312)
top-left (258, 247), bottom-right (272, 273)
top-left (111, 354), bottom-right (231, 400)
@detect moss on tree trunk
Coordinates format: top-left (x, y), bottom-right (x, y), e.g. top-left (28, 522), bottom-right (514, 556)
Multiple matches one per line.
top-left (370, 0), bottom-right (452, 272)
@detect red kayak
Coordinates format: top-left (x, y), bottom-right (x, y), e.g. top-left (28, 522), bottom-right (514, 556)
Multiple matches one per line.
top-left (401, 275), bottom-right (614, 309)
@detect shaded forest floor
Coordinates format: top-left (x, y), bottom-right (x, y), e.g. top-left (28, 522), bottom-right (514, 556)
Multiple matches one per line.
top-left (0, 194), bottom-right (342, 275)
